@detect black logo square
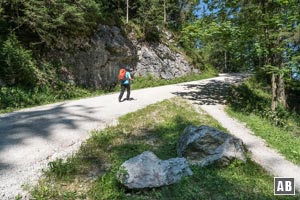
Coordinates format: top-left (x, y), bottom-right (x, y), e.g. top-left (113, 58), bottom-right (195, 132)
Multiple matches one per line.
top-left (274, 177), bottom-right (295, 195)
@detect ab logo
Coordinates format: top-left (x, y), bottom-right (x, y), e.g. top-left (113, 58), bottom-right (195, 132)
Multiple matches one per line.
top-left (274, 177), bottom-right (295, 195)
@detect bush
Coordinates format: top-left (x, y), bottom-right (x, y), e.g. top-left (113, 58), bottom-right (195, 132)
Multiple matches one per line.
top-left (144, 25), bottom-right (161, 42)
top-left (228, 77), bottom-right (299, 129)
top-left (1, 0), bottom-right (103, 49)
top-left (0, 34), bottom-right (39, 87)
top-left (0, 87), bottom-right (32, 109)
top-left (0, 84), bottom-right (93, 112)
top-left (227, 80), bottom-right (270, 113)
top-left (47, 158), bottom-right (77, 179)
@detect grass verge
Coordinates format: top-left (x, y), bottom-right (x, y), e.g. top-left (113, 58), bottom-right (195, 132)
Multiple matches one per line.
top-left (226, 107), bottom-right (300, 165)
top-left (29, 97), bottom-right (299, 200)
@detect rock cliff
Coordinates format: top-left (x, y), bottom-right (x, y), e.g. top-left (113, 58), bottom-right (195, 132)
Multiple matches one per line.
top-left (55, 25), bottom-right (196, 89)
top-left (133, 42), bottom-right (194, 79)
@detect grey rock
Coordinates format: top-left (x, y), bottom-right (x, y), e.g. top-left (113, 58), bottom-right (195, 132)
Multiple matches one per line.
top-left (177, 125), bottom-right (246, 167)
top-left (50, 26), bottom-right (197, 88)
top-left (117, 151), bottom-right (193, 189)
top-left (133, 42), bottom-right (194, 79)
top-left (50, 25), bottom-right (136, 89)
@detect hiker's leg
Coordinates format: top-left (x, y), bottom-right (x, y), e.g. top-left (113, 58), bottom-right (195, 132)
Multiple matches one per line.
top-left (119, 85), bottom-right (125, 101)
top-left (126, 84), bottom-right (131, 99)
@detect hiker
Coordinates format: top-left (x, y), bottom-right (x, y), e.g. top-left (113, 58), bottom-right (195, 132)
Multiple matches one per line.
top-left (118, 66), bottom-right (133, 102)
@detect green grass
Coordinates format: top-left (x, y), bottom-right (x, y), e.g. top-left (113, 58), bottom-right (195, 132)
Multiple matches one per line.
top-left (0, 70), bottom-right (216, 114)
top-left (29, 97), bottom-right (299, 200)
top-left (228, 76), bottom-right (300, 129)
top-left (0, 85), bottom-right (106, 114)
top-left (226, 107), bottom-right (300, 165)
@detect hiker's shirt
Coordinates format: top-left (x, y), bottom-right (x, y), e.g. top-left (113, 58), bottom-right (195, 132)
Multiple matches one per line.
top-left (122, 72), bottom-right (131, 85)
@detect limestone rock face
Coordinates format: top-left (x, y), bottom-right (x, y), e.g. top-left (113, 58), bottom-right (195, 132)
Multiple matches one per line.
top-left (133, 42), bottom-right (196, 79)
top-left (54, 25), bottom-right (136, 89)
top-left (54, 26), bottom-right (197, 88)
top-left (177, 125), bottom-right (246, 167)
top-left (117, 151), bottom-right (193, 189)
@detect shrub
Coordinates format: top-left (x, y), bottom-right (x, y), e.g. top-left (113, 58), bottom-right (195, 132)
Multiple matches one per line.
top-left (227, 80), bottom-right (270, 113)
top-left (0, 34), bottom-right (39, 87)
top-left (0, 84), bottom-right (92, 111)
top-left (0, 87), bottom-right (32, 109)
top-left (47, 158), bottom-right (77, 179)
top-left (144, 25), bottom-right (161, 42)
top-left (228, 77), bottom-right (299, 130)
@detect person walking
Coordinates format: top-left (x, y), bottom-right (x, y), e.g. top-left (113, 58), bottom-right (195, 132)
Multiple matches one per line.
top-left (118, 66), bottom-right (133, 102)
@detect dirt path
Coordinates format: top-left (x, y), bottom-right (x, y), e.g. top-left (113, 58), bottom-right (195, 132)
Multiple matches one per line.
top-left (176, 76), bottom-right (300, 193)
top-left (0, 73), bottom-right (299, 199)
top-left (200, 104), bottom-right (300, 193)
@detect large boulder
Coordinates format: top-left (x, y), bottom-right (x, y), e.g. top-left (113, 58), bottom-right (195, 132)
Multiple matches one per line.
top-left (177, 125), bottom-right (246, 167)
top-left (117, 151), bottom-right (193, 189)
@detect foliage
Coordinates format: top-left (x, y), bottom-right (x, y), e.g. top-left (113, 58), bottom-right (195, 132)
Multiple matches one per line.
top-left (1, 0), bottom-right (102, 49)
top-left (183, 0), bottom-right (300, 110)
top-left (47, 158), bottom-right (77, 179)
top-left (136, 0), bottom-right (163, 40)
top-left (0, 0), bottom-right (195, 49)
top-left (119, 0), bottom-right (198, 41)
top-left (0, 84), bottom-right (99, 113)
top-left (0, 34), bottom-right (39, 87)
top-left (227, 78), bottom-right (271, 114)
top-left (123, 21), bottom-right (144, 40)
top-left (31, 98), bottom-right (300, 199)
top-left (227, 77), bottom-right (300, 129)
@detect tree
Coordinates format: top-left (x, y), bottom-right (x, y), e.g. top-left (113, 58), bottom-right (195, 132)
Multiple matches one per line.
top-left (1, 0), bottom-right (102, 49)
top-left (186, 0), bottom-right (300, 110)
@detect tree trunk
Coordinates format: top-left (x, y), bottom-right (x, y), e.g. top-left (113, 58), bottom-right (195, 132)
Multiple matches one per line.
top-left (276, 66), bottom-right (286, 108)
top-left (271, 73), bottom-right (277, 110)
top-left (272, 74), bottom-right (287, 110)
top-left (164, 0), bottom-right (166, 24)
top-left (126, 0), bottom-right (129, 23)
top-left (224, 51), bottom-right (227, 72)
top-left (274, 30), bottom-right (287, 109)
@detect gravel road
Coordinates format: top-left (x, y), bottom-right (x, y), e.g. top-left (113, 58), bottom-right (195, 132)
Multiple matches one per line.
top-left (1, 74), bottom-right (299, 199)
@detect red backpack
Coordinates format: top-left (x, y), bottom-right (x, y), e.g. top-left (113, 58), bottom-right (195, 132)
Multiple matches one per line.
top-left (118, 69), bottom-right (126, 81)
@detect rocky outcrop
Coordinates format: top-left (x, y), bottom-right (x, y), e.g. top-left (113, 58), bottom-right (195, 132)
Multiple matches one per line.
top-left (54, 25), bottom-right (136, 89)
top-left (117, 151), bottom-right (193, 189)
top-left (128, 30), bottom-right (197, 79)
top-left (177, 125), bottom-right (246, 167)
top-left (54, 25), bottom-right (196, 88)
top-left (133, 42), bottom-right (195, 79)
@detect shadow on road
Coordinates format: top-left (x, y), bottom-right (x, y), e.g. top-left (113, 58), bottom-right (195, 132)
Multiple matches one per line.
top-left (173, 74), bottom-right (247, 105)
top-left (0, 103), bottom-right (103, 170)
